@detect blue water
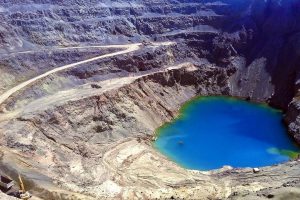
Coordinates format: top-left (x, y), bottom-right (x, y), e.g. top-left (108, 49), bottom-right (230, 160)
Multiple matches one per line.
top-left (154, 96), bottom-right (300, 171)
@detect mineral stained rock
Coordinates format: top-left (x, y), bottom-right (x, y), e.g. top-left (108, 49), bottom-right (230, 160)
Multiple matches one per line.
top-left (0, 0), bottom-right (299, 199)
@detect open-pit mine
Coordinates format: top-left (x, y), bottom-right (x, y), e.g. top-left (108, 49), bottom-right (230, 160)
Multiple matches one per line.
top-left (0, 0), bottom-right (299, 199)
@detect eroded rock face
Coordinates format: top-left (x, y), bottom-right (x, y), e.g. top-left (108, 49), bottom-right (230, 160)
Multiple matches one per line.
top-left (285, 98), bottom-right (300, 144)
top-left (0, 0), bottom-right (299, 107)
top-left (0, 0), bottom-right (299, 199)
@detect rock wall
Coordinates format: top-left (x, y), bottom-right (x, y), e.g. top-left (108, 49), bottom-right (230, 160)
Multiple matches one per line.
top-left (0, 0), bottom-right (299, 109)
top-left (0, 0), bottom-right (300, 109)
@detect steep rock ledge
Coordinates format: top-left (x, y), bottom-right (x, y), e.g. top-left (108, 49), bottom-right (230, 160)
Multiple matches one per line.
top-left (285, 98), bottom-right (300, 144)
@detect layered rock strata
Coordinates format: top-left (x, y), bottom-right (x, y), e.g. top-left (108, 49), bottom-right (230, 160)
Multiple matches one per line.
top-left (0, 0), bottom-right (299, 199)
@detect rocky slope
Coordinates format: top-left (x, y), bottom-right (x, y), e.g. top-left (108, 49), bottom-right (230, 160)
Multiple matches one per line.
top-left (0, 47), bottom-right (120, 95)
top-left (0, 0), bottom-right (299, 199)
top-left (0, 0), bottom-right (299, 108)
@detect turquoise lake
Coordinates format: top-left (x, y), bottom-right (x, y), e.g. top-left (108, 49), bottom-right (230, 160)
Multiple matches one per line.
top-left (154, 96), bottom-right (300, 170)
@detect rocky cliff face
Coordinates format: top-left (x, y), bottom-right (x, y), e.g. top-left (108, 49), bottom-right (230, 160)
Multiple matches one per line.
top-left (0, 0), bottom-right (299, 199)
top-left (0, 0), bottom-right (299, 107)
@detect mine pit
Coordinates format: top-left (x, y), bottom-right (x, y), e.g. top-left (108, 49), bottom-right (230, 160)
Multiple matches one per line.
top-left (0, 0), bottom-right (300, 199)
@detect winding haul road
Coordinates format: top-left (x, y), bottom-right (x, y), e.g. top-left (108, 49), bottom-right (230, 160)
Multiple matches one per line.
top-left (0, 42), bottom-right (174, 108)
